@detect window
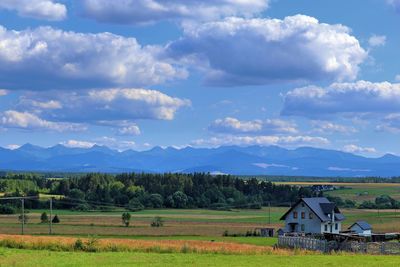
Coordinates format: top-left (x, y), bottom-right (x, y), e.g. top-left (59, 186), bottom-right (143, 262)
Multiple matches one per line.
top-left (301, 212), bottom-right (305, 219)
top-left (309, 212), bottom-right (313, 219)
top-left (301, 224), bottom-right (305, 232)
top-left (293, 212), bottom-right (298, 219)
top-left (335, 223), bottom-right (338, 230)
top-left (324, 224), bottom-right (328, 232)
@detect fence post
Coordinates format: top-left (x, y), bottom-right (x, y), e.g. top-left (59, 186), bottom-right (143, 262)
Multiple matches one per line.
top-left (381, 242), bottom-right (385, 255)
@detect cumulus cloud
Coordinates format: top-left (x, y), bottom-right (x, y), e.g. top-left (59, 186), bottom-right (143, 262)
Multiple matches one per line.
top-left (343, 144), bottom-right (377, 154)
top-left (167, 15), bottom-right (367, 86)
top-left (81, 0), bottom-right (269, 25)
top-left (191, 135), bottom-right (329, 148)
top-left (61, 140), bottom-right (95, 149)
top-left (0, 25), bottom-right (186, 90)
top-left (368, 35), bottom-right (386, 47)
top-left (282, 81), bottom-right (400, 118)
top-left (0, 110), bottom-right (86, 132)
top-left (208, 117), bottom-right (297, 134)
top-left (61, 137), bottom-right (136, 151)
top-left (117, 124), bottom-right (141, 136)
top-left (0, 0), bottom-right (66, 21)
top-left (17, 88), bottom-right (190, 125)
top-left (311, 121), bottom-right (357, 134)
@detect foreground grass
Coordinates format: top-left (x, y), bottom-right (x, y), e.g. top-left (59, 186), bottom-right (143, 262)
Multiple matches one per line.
top-left (0, 248), bottom-right (399, 267)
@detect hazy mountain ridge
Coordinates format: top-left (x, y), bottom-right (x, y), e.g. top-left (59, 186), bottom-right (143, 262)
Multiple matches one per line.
top-left (0, 144), bottom-right (399, 177)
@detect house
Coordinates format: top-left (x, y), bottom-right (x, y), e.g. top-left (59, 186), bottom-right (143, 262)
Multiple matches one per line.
top-left (280, 197), bottom-right (345, 234)
top-left (348, 221), bottom-right (372, 236)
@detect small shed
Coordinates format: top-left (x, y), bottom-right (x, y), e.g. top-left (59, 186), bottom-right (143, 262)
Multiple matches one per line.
top-left (348, 221), bottom-right (372, 236)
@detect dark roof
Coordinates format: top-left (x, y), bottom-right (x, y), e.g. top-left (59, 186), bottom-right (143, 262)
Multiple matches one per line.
top-left (349, 221), bottom-right (372, 230)
top-left (280, 197), bottom-right (345, 222)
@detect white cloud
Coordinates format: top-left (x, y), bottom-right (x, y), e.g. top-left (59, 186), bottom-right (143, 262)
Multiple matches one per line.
top-left (311, 121), bottom-right (357, 134)
top-left (368, 35), bottom-right (386, 47)
top-left (191, 135), bottom-right (329, 148)
top-left (0, 25), bottom-right (186, 90)
top-left (282, 81), bottom-right (400, 118)
top-left (376, 113), bottom-right (400, 133)
top-left (209, 117), bottom-right (297, 134)
top-left (117, 124), bottom-right (141, 136)
top-left (0, 89), bottom-right (7, 96)
top-left (328, 166), bottom-right (370, 172)
top-left (81, 0), bottom-right (269, 25)
top-left (61, 137), bottom-right (136, 151)
top-left (0, 0), bottom-right (66, 21)
top-left (19, 88), bottom-right (190, 124)
top-left (0, 110), bottom-right (86, 132)
top-left (395, 75), bottom-right (400, 81)
top-left (60, 140), bottom-right (95, 149)
top-left (343, 144), bottom-right (376, 154)
top-left (167, 15), bottom-right (367, 86)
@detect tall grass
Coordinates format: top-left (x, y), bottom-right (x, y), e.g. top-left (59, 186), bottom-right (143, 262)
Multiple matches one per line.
top-left (0, 234), bottom-right (316, 256)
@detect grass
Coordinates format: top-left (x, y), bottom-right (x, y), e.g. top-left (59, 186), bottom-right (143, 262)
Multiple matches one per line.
top-left (276, 182), bottom-right (400, 202)
top-left (0, 248), bottom-right (399, 267)
top-left (0, 234), bottom-right (280, 255)
top-left (1, 207), bottom-right (399, 237)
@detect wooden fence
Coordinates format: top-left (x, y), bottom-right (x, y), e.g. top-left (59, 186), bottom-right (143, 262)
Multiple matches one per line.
top-left (278, 236), bottom-right (400, 255)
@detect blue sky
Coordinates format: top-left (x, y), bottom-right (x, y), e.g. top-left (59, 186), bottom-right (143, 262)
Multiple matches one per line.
top-left (0, 0), bottom-right (400, 156)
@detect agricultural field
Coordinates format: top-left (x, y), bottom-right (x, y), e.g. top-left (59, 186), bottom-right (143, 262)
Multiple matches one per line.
top-left (0, 207), bottom-right (399, 237)
top-left (276, 182), bottom-right (400, 203)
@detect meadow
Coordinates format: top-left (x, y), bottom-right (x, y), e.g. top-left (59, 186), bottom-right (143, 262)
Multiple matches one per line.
top-left (276, 182), bottom-right (400, 203)
top-left (0, 248), bottom-right (399, 267)
top-left (0, 207), bottom-right (399, 237)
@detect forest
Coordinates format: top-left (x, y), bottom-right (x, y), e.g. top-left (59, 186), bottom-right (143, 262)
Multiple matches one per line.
top-left (0, 172), bottom-right (315, 212)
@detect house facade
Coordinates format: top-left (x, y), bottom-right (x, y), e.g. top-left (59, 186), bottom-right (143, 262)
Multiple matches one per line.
top-left (348, 221), bottom-right (372, 236)
top-left (280, 197), bottom-right (345, 234)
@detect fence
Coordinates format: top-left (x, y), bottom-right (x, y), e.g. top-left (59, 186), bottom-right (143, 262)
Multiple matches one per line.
top-left (278, 236), bottom-right (400, 255)
top-left (278, 236), bottom-right (328, 252)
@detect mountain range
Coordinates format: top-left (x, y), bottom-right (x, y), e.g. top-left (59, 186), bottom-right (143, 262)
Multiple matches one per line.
top-left (0, 144), bottom-right (399, 177)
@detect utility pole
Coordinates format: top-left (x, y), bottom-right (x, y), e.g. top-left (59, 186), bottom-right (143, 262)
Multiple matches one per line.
top-left (49, 197), bottom-right (53, 235)
top-left (268, 202), bottom-right (271, 225)
top-left (21, 198), bottom-right (24, 235)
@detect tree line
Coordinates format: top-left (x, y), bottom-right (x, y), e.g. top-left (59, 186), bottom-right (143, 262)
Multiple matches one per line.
top-left (0, 172), bottom-right (316, 212)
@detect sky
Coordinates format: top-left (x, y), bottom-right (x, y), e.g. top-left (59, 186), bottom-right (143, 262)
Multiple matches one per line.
top-left (0, 0), bottom-right (400, 156)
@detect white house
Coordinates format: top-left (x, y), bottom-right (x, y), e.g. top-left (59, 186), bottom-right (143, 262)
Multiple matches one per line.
top-left (280, 197), bottom-right (345, 234)
top-left (348, 221), bottom-right (372, 236)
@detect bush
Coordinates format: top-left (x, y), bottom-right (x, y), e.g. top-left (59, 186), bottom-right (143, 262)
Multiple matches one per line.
top-left (52, 215), bottom-right (60, 223)
top-left (150, 216), bottom-right (164, 227)
top-left (122, 212), bottom-right (131, 227)
top-left (74, 239), bottom-right (84, 250)
top-left (0, 204), bottom-right (16, 214)
top-left (40, 212), bottom-right (49, 223)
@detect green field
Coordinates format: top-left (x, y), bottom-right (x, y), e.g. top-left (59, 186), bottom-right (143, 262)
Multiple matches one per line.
top-left (0, 248), bottom-right (399, 267)
top-left (276, 182), bottom-right (400, 203)
top-left (1, 207), bottom-right (399, 237)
